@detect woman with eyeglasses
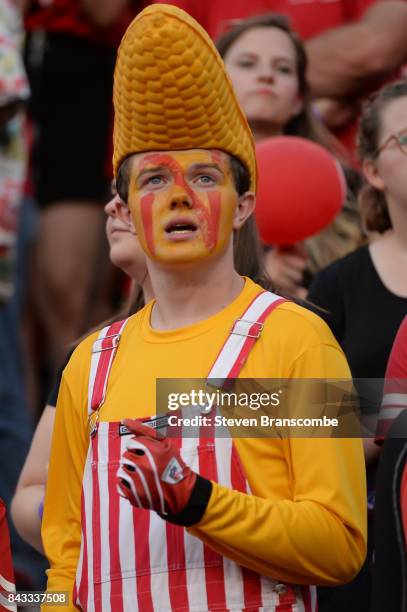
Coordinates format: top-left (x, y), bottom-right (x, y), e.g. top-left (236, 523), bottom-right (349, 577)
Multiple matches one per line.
top-left (308, 79), bottom-right (407, 612)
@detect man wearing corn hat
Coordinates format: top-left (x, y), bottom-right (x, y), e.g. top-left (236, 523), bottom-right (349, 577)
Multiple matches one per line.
top-left (42, 5), bottom-right (366, 611)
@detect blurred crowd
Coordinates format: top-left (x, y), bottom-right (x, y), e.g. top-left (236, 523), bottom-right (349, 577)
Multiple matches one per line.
top-left (1, 0), bottom-right (407, 610)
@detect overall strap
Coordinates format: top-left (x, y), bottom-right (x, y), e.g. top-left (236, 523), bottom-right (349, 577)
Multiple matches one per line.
top-left (87, 292), bottom-right (285, 416)
top-left (207, 291), bottom-right (286, 383)
top-left (88, 319), bottom-right (129, 416)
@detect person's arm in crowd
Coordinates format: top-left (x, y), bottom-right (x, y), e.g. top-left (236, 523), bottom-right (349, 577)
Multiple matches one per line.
top-left (306, 1), bottom-right (407, 98)
top-left (189, 340), bottom-right (367, 585)
top-left (263, 246), bottom-right (308, 299)
top-left (11, 351), bottom-right (69, 554)
top-left (363, 438), bottom-right (381, 463)
top-left (11, 406), bottom-right (55, 554)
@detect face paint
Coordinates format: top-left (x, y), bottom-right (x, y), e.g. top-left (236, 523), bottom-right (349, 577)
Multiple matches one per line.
top-left (141, 153), bottom-right (219, 249)
top-left (128, 149), bottom-right (238, 264)
top-left (140, 193), bottom-right (155, 255)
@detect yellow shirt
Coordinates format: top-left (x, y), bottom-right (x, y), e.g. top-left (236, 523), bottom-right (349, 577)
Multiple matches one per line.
top-left (42, 278), bottom-right (366, 609)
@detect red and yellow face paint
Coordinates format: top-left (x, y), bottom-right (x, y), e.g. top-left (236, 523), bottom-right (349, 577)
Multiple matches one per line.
top-left (127, 149), bottom-right (238, 263)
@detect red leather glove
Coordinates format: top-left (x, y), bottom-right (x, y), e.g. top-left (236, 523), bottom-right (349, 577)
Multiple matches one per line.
top-left (116, 419), bottom-right (211, 525)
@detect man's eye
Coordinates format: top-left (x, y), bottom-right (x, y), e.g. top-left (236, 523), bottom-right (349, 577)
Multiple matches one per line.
top-left (146, 176), bottom-right (164, 186)
top-left (197, 175), bottom-right (215, 185)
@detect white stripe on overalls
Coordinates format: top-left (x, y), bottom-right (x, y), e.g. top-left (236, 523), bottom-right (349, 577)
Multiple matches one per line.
top-left (208, 291), bottom-right (282, 381)
top-left (75, 293), bottom-right (316, 611)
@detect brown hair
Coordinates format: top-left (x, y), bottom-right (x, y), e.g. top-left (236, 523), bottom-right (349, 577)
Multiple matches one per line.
top-left (71, 281), bottom-right (145, 350)
top-left (357, 79), bottom-right (407, 233)
top-left (216, 13), bottom-right (341, 153)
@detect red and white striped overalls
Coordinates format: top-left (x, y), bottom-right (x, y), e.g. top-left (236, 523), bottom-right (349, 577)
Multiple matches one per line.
top-left (73, 291), bottom-right (317, 611)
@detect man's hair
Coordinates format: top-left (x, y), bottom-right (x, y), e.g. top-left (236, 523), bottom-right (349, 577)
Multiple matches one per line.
top-left (115, 153), bottom-right (251, 203)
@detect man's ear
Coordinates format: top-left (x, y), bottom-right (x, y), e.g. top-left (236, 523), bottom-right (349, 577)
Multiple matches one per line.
top-left (116, 201), bottom-right (137, 235)
top-left (233, 192), bottom-right (256, 230)
top-left (363, 158), bottom-right (385, 192)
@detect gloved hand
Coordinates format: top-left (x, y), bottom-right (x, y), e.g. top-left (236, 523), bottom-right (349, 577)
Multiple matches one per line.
top-left (116, 419), bottom-right (212, 525)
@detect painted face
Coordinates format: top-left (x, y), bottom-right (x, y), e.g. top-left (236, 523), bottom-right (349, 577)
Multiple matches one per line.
top-left (224, 27), bottom-right (303, 130)
top-left (127, 149), bottom-right (239, 263)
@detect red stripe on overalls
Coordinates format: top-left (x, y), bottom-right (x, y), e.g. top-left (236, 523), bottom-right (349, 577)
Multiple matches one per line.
top-left (90, 324), bottom-right (124, 611)
top-left (78, 491), bottom-right (89, 610)
top-left (92, 432), bottom-right (102, 612)
top-left (275, 593), bottom-right (295, 611)
top-left (301, 585), bottom-right (315, 612)
top-left (228, 298), bottom-right (286, 379)
top-left (133, 510), bottom-right (153, 611)
top-left (91, 321), bottom-right (124, 409)
top-left (230, 445), bottom-right (263, 611)
top-left (108, 425), bottom-right (124, 612)
top-left (166, 434), bottom-right (189, 611)
top-left (199, 413), bottom-right (228, 610)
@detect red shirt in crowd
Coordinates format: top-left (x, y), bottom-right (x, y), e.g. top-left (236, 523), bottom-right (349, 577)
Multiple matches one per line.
top-left (376, 316), bottom-right (407, 544)
top-left (153, 0), bottom-right (380, 41)
top-left (0, 499), bottom-right (15, 611)
top-left (376, 316), bottom-right (407, 444)
top-left (154, 0), bottom-right (393, 156)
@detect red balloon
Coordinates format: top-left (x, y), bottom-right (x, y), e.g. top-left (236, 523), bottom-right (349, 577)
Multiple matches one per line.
top-left (255, 136), bottom-right (346, 245)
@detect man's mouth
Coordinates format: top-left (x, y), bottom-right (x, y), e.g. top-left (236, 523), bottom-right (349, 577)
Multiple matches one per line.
top-left (165, 220), bottom-right (198, 235)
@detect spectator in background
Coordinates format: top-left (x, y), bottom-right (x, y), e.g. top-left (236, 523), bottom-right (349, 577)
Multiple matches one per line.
top-left (0, 0), bottom-right (30, 306)
top-left (216, 13), bottom-right (362, 297)
top-left (371, 318), bottom-right (407, 612)
top-left (375, 316), bottom-right (407, 443)
top-left (23, 0), bottom-right (145, 375)
top-left (308, 79), bottom-right (407, 611)
top-left (159, 0), bottom-right (407, 159)
top-left (0, 0), bottom-right (44, 591)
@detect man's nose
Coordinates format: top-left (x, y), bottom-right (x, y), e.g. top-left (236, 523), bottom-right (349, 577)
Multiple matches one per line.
top-left (169, 186), bottom-right (193, 210)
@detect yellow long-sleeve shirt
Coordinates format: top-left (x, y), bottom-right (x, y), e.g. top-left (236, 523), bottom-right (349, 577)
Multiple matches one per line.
top-left (42, 279), bottom-right (366, 609)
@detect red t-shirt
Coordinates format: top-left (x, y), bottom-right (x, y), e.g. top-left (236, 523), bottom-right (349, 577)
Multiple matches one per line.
top-left (0, 499), bottom-right (15, 609)
top-left (154, 0), bottom-right (378, 41)
top-left (376, 316), bottom-right (407, 444)
top-left (24, 0), bottom-right (142, 45)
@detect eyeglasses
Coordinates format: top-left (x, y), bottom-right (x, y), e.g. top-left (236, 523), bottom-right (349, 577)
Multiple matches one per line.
top-left (375, 133), bottom-right (407, 157)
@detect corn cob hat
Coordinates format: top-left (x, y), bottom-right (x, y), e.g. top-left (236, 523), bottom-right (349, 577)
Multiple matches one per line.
top-left (113, 3), bottom-right (257, 191)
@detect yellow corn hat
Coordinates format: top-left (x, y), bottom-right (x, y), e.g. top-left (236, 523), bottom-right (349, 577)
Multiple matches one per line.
top-left (113, 3), bottom-right (257, 191)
